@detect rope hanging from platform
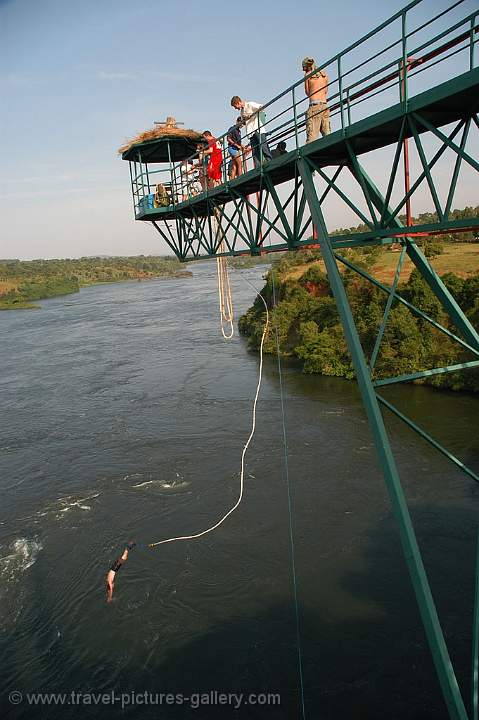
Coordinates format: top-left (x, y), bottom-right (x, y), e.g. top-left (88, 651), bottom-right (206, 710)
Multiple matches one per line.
top-left (217, 251), bottom-right (234, 339)
top-left (146, 278), bottom-right (268, 547)
top-left (214, 211), bottom-right (234, 339)
top-left (264, 198), bottom-right (307, 720)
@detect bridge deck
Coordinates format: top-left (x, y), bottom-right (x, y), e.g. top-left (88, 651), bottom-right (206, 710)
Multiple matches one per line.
top-left (136, 68), bottom-right (479, 222)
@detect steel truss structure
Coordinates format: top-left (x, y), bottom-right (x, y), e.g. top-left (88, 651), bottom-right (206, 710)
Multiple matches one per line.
top-left (122, 1), bottom-right (479, 717)
top-left (148, 70), bottom-right (479, 262)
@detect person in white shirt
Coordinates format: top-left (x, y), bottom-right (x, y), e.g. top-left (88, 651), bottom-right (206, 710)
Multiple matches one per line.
top-left (180, 159), bottom-right (194, 201)
top-left (230, 95), bottom-right (273, 168)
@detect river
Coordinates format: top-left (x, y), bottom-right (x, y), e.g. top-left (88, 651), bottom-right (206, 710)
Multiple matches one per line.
top-left (0, 263), bottom-right (477, 719)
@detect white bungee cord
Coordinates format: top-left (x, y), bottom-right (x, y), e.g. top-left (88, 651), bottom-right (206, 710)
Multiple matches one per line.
top-left (147, 272), bottom-right (269, 548)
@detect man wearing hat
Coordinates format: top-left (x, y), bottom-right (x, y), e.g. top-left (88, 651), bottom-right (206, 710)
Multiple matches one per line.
top-left (302, 57), bottom-right (330, 142)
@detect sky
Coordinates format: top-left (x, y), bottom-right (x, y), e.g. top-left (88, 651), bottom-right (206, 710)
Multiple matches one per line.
top-left (1, 0), bottom-right (477, 260)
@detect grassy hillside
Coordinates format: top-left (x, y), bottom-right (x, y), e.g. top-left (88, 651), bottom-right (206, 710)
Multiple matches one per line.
top-left (283, 243), bottom-right (479, 284)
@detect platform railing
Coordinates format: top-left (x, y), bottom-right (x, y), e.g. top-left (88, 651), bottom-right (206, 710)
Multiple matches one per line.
top-left (131, 0), bottom-right (478, 217)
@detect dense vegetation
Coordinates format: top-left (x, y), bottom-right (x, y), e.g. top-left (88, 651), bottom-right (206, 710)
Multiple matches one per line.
top-left (333, 206), bottom-right (479, 243)
top-left (239, 245), bottom-right (479, 393)
top-left (0, 256), bottom-right (191, 310)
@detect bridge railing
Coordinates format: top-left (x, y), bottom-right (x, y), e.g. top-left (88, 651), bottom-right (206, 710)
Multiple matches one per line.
top-left (132, 0), bottom-right (478, 217)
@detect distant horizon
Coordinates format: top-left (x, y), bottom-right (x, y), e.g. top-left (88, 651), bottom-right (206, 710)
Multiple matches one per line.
top-left (2, 0), bottom-right (478, 260)
top-left (0, 253), bottom-right (178, 262)
top-left (2, 200), bottom-right (477, 263)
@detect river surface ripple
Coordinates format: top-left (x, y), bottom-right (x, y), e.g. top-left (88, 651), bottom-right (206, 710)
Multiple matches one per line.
top-left (0, 263), bottom-right (477, 719)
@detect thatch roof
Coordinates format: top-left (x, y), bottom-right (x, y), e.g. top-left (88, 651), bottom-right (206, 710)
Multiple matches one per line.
top-left (119, 116), bottom-right (203, 162)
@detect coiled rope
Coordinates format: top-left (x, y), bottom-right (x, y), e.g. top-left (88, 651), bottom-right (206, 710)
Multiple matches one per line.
top-left (217, 250), bottom-right (234, 339)
top-left (214, 209), bottom-right (234, 339)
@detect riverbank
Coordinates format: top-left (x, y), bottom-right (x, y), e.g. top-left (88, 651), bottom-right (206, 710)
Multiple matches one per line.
top-left (239, 245), bottom-right (479, 394)
top-left (0, 256), bottom-right (192, 310)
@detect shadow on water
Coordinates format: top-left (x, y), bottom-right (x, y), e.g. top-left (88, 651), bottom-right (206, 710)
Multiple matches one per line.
top-left (5, 503), bottom-right (476, 720)
top-left (145, 507), bottom-right (476, 720)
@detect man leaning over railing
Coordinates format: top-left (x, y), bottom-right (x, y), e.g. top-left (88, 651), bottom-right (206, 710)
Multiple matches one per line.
top-left (230, 95), bottom-right (273, 168)
top-left (303, 56), bottom-right (330, 142)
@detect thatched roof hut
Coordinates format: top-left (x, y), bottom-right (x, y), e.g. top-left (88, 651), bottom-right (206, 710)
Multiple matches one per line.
top-left (119, 116), bottom-right (203, 163)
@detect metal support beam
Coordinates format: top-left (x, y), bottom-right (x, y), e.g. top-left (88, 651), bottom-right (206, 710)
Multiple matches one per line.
top-left (376, 394), bottom-right (479, 485)
top-left (473, 526), bottom-right (479, 720)
top-left (264, 175), bottom-right (297, 249)
top-left (370, 245), bottom-right (406, 370)
top-left (298, 156), bottom-right (468, 720)
top-left (334, 252), bottom-right (479, 358)
top-left (348, 159), bottom-right (479, 351)
top-left (374, 359), bottom-right (479, 387)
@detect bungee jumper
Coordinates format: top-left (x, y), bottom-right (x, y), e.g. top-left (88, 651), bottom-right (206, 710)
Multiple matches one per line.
top-left (105, 540), bottom-right (136, 602)
top-left (104, 275), bottom-right (270, 603)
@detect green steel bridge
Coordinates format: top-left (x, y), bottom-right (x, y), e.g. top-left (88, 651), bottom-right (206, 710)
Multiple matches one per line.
top-left (122, 1), bottom-right (479, 718)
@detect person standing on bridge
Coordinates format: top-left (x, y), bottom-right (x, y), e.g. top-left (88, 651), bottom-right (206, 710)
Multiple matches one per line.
top-left (202, 131), bottom-right (223, 187)
top-left (303, 57), bottom-right (331, 142)
top-left (230, 96), bottom-right (273, 168)
top-left (272, 140), bottom-right (287, 158)
top-left (227, 117), bottom-right (244, 180)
